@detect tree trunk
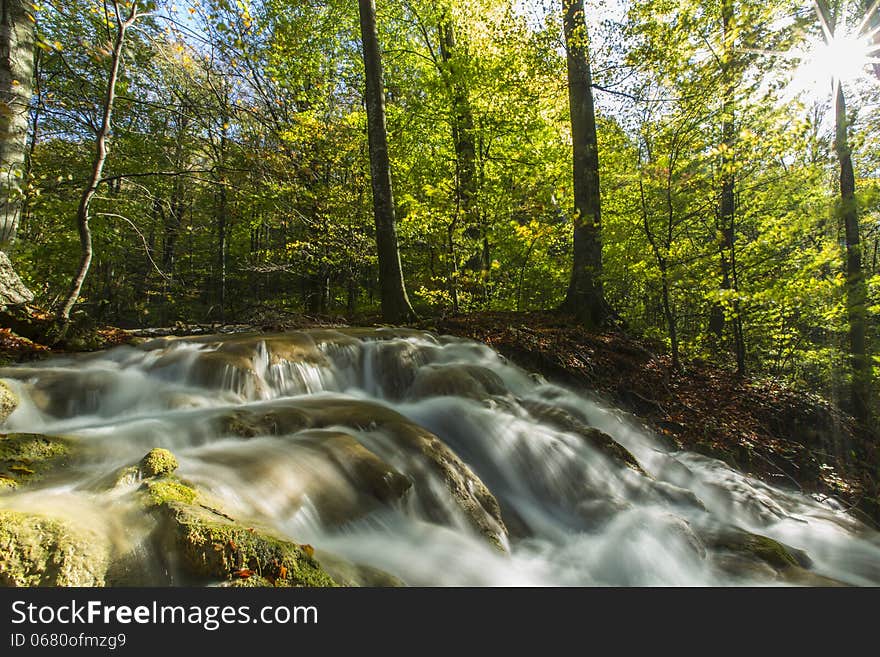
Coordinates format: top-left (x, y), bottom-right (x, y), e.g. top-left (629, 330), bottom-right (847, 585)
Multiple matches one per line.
top-left (0, 0), bottom-right (33, 248)
top-left (57, 3), bottom-right (135, 322)
top-left (710, 0), bottom-right (746, 375)
top-left (216, 117), bottom-right (228, 322)
top-left (439, 19), bottom-right (481, 308)
top-left (164, 114), bottom-right (190, 275)
top-left (835, 83), bottom-right (871, 423)
top-left (559, 0), bottom-right (608, 328)
top-left (358, 0), bottom-right (415, 323)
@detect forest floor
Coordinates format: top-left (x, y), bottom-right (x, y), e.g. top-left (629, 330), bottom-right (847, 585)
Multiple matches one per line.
top-left (1, 309), bottom-right (877, 526)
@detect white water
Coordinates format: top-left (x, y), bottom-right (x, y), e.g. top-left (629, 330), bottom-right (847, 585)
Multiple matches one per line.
top-left (2, 328), bottom-right (879, 586)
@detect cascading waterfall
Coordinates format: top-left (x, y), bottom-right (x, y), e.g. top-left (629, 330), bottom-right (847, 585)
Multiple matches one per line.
top-left (1, 328), bottom-right (879, 586)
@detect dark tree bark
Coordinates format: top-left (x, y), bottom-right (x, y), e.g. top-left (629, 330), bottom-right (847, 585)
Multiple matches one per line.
top-left (835, 83), bottom-right (871, 424)
top-left (0, 0), bottom-right (33, 248)
top-left (559, 0), bottom-right (608, 328)
top-left (163, 113), bottom-right (190, 275)
top-left (57, 2), bottom-right (137, 322)
top-left (358, 0), bottom-right (416, 323)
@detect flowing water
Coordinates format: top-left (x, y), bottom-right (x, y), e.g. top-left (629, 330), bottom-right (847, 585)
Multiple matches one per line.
top-left (1, 328), bottom-right (879, 586)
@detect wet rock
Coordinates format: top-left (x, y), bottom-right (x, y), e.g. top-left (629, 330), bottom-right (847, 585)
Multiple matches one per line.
top-left (700, 526), bottom-right (842, 584)
top-left (0, 380), bottom-right (17, 423)
top-left (315, 550), bottom-right (406, 587)
top-left (139, 448), bottom-right (179, 478)
top-left (369, 340), bottom-right (428, 399)
top-left (295, 430), bottom-right (413, 512)
top-left (0, 433), bottom-right (72, 490)
top-left (705, 527), bottom-right (809, 570)
top-left (408, 364), bottom-right (507, 401)
top-left (141, 474), bottom-right (335, 586)
top-left (521, 399), bottom-right (645, 474)
top-left (0, 510), bottom-right (110, 586)
top-left (291, 399), bottom-right (509, 550)
top-left (188, 351), bottom-right (264, 397)
top-left (193, 429), bottom-right (413, 527)
top-left (214, 398), bottom-right (509, 550)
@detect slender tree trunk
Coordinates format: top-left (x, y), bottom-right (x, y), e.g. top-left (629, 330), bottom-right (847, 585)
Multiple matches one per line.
top-left (216, 117), bottom-right (228, 322)
top-left (660, 263), bottom-right (679, 370)
top-left (164, 114), bottom-right (190, 275)
top-left (358, 0), bottom-right (415, 323)
top-left (446, 220), bottom-right (459, 313)
top-left (559, 0), bottom-right (608, 328)
top-left (835, 82), bottom-right (871, 423)
top-left (0, 0), bottom-right (33, 248)
top-left (58, 3), bottom-right (135, 321)
top-left (709, 0), bottom-right (745, 374)
top-left (438, 19), bottom-right (481, 309)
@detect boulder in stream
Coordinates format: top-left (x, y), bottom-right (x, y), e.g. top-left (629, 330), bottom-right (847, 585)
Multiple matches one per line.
top-left (0, 509), bottom-right (110, 586)
top-left (140, 467), bottom-right (336, 587)
top-left (0, 432), bottom-right (72, 490)
top-left (139, 447), bottom-right (179, 477)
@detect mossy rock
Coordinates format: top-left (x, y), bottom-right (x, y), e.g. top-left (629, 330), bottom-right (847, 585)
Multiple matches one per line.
top-left (139, 448), bottom-right (179, 477)
top-left (710, 531), bottom-right (806, 569)
top-left (0, 509), bottom-right (110, 586)
top-left (0, 380), bottom-right (18, 424)
top-left (142, 475), bottom-right (336, 587)
top-left (705, 527), bottom-right (815, 582)
top-left (0, 433), bottom-right (72, 490)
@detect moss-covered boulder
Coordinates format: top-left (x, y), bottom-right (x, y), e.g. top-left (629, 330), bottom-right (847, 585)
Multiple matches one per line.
top-left (706, 529), bottom-right (809, 570)
top-left (0, 510), bottom-right (110, 586)
top-left (0, 380), bottom-right (17, 424)
top-left (139, 448), bottom-right (179, 477)
top-left (142, 475), bottom-right (335, 587)
top-left (0, 433), bottom-right (72, 490)
top-left (700, 527), bottom-right (845, 584)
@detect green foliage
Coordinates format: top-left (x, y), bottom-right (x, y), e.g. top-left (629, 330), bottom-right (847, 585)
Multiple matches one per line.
top-left (12, 0), bottom-right (880, 410)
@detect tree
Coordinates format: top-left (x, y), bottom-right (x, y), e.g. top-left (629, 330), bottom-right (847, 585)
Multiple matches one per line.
top-left (710, 0), bottom-right (746, 375)
top-left (357, 0), bottom-right (415, 323)
top-left (0, 0), bottom-right (34, 248)
top-left (813, 0), bottom-right (872, 423)
top-left (57, 0), bottom-right (140, 322)
top-left (559, 0), bottom-right (608, 328)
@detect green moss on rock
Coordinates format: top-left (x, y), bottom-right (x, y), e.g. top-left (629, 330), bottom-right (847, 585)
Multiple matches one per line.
top-left (706, 528), bottom-right (810, 572)
top-left (139, 471), bottom-right (336, 587)
top-left (139, 448), bottom-right (179, 477)
top-left (0, 510), bottom-right (110, 586)
top-left (157, 502), bottom-right (336, 586)
top-left (0, 433), bottom-right (71, 489)
top-left (142, 477), bottom-right (199, 506)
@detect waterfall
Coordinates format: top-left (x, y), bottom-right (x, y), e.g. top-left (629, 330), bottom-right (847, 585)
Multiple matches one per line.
top-left (1, 328), bottom-right (878, 586)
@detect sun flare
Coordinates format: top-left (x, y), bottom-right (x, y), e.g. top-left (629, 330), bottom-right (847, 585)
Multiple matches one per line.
top-left (792, 30), bottom-right (878, 94)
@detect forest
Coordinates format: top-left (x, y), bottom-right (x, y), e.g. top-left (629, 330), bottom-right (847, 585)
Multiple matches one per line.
top-left (0, 0), bottom-right (878, 588)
